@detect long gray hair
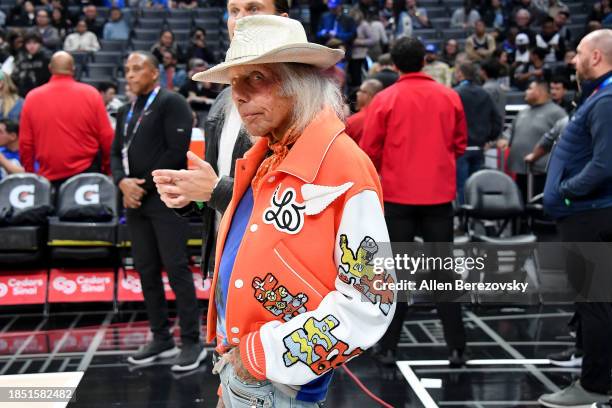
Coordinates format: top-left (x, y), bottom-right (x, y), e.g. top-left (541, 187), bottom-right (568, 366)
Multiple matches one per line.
top-left (274, 63), bottom-right (345, 135)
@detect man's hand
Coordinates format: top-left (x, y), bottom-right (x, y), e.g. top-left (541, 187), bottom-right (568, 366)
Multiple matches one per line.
top-left (119, 178), bottom-right (146, 209)
top-left (152, 151), bottom-right (219, 208)
top-left (227, 347), bottom-right (259, 384)
top-left (497, 139), bottom-right (509, 149)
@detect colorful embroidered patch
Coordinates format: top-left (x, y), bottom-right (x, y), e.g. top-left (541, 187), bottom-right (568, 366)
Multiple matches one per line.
top-left (262, 185), bottom-right (305, 235)
top-left (283, 315), bottom-right (362, 375)
top-left (252, 273), bottom-right (308, 322)
top-left (338, 234), bottom-right (395, 315)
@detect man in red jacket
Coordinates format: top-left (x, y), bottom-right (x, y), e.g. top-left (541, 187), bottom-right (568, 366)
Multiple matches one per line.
top-left (19, 51), bottom-right (114, 189)
top-left (360, 37), bottom-right (469, 366)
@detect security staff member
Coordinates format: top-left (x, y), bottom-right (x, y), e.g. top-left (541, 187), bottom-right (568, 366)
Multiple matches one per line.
top-left (110, 51), bottom-right (206, 372)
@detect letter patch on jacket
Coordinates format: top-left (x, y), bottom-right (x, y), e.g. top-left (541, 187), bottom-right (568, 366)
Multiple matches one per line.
top-left (263, 185), bottom-right (305, 235)
top-left (283, 315), bottom-right (362, 375)
top-left (252, 273), bottom-right (308, 322)
top-left (338, 235), bottom-right (395, 316)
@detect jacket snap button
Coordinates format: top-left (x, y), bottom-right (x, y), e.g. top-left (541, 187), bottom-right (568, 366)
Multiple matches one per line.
top-left (268, 176), bottom-right (275, 183)
top-left (250, 224), bottom-right (258, 232)
top-left (231, 327), bottom-right (240, 334)
top-left (234, 279), bottom-right (244, 288)
top-left (232, 337), bottom-right (240, 344)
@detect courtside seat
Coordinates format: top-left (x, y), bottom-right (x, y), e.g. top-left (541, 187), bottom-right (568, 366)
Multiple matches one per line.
top-left (48, 173), bottom-right (118, 260)
top-left (0, 174), bottom-right (52, 263)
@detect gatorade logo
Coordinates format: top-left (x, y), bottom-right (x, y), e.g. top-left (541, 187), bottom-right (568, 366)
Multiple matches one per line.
top-left (52, 277), bottom-right (77, 295)
top-left (0, 283), bottom-right (8, 298)
top-left (9, 185), bottom-right (35, 209)
top-left (75, 184), bottom-right (100, 205)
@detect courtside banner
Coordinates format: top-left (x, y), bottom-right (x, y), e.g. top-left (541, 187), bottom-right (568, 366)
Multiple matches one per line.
top-left (0, 332), bottom-right (49, 355)
top-left (118, 266), bottom-right (211, 302)
top-left (0, 270), bottom-right (47, 306)
top-left (48, 268), bottom-right (114, 303)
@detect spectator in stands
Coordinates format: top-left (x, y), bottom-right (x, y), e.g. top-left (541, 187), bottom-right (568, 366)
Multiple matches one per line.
top-left (588, 0), bottom-right (611, 22)
top-left (172, 0), bottom-right (198, 8)
top-left (397, 0), bottom-right (431, 37)
top-left (98, 81), bottom-right (122, 129)
top-left (361, 37), bottom-right (468, 368)
top-left (348, 8), bottom-right (375, 87)
top-left (514, 8), bottom-right (536, 45)
top-left (368, 11), bottom-right (389, 61)
top-left (451, 0), bottom-right (482, 29)
top-left (19, 51), bottom-right (114, 189)
top-left (499, 79), bottom-right (566, 200)
top-left (379, 0), bottom-right (395, 40)
top-left (423, 43), bottom-right (452, 86)
top-left (185, 27), bottom-right (216, 65)
top-left (370, 53), bottom-right (398, 88)
top-left (441, 38), bottom-right (460, 67)
top-left (514, 0), bottom-right (546, 25)
top-left (481, 58), bottom-right (507, 121)
top-left (513, 46), bottom-right (550, 90)
top-left (151, 30), bottom-right (184, 66)
top-left (103, 7), bottom-right (130, 41)
top-left (316, 0), bottom-right (357, 45)
top-left (550, 76), bottom-right (573, 113)
top-left (1, 32), bottom-right (23, 76)
top-left (63, 19), bottom-right (101, 52)
top-left (180, 59), bottom-right (219, 117)
top-left (494, 49), bottom-right (512, 88)
top-left (540, 31), bottom-right (612, 408)
top-left (0, 72), bottom-right (24, 122)
top-left (82, 5), bottom-right (103, 39)
top-left (536, 16), bottom-right (566, 62)
top-left (34, 9), bottom-right (61, 51)
top-left (0, 120), bottom-right (23, 180)
top-left (112, 51), bottom-right (203, 372)
top-left (158, 49), bottom-right (186, 90)
top-left (547, 0), bottom-right (569, 18)
top-left (325, 38), bottom-right (348, 88)
top-left (51, 8), bottom-right (71, 40)
top-left (454, 62), bottom-right (502, 203)
top-left (9, 0), bottom-right (36, 27)
top-left (466, 20), bottom-right (496, 62)
top-left (12, 32), bottom-right (50, 97)
top-left (554, 10), bottom-right (572, 45)
top-left (514, 32), bottom-right (532, 67)
top-left (145, 0), bottom-right (170, 9)
top-left (346, 78), bottom-right (383, 143)
top-left (482, 0), bottom-right (509, 30)
top-left (554, 48), bottom-right (577, 88)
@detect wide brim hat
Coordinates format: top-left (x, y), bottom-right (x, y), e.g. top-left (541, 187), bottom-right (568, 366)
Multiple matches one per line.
top-left (192, 15), bottom-right (345, 84)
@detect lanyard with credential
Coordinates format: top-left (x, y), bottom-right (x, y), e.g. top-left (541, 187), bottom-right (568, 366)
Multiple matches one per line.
top-left (121, 86), bottom-right (160, 175)
top-left (590, 76), bottom-right (612, 98)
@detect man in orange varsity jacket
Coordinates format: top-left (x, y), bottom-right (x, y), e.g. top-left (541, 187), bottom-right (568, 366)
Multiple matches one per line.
top-left (155, 15), bottom-right (396, 407)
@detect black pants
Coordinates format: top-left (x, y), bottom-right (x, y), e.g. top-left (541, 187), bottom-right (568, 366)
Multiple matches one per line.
top-left (127, 194), bottom-right (200, 345)
top-left (558, 207), bottom-right (612, 394)
top-left (379, 202), bottom-right (467, 352)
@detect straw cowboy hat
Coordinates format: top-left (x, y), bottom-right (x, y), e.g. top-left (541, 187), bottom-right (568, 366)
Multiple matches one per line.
top-left (191, 15), bottom-right (345, 84)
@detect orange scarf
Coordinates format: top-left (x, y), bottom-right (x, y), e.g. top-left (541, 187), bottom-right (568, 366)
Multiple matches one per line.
top-left (251, 126), bottom-right (298, 196)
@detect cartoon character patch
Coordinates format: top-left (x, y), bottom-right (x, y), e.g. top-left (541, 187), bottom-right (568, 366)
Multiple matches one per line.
top-left (338, 234), bottom-right (395, 315)
top-left (252, 273), bottom-right (308, 322)
top-left (283, 315), bottom-right (362, 375)
top-left (263, 185), bottom-right (305, 235)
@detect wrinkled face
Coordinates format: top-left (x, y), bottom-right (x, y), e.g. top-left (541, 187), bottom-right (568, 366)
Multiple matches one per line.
top-left (124, 54), bottom-right (159, 95)
top-left (36, 11), bottom-right (49, 27)
top-left (229, 64), bottom-right (293, 138)
top-left (25, 39), bottom-right (40, 55)
top-left (227, 0), bottom-right (277, 39)
top-left (160, 31), bottom-right (173, 47)
top-left (76, 20), bottom-right (87, 34)
top-left (550, 82), bottom-right (566, 101)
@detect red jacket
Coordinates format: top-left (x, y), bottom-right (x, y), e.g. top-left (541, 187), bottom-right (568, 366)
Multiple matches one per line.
top-left (345, 106), bottom-right (368, 144)
top-left (360, 72), bottom-right (467, 205)
top-left (20, 75), bottom-right (114, 181)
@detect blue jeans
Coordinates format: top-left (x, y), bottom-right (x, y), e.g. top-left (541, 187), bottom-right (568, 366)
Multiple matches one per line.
top-left (456, 149), bottom-right (484, 205)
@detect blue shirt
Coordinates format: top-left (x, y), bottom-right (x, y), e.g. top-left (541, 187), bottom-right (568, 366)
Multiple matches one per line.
top-left (0, 147), bottom-right (20, 180)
